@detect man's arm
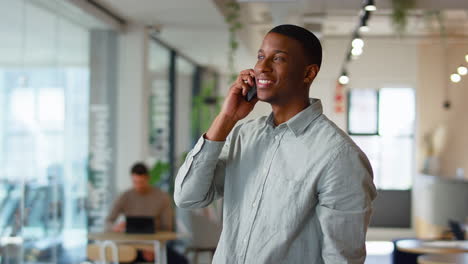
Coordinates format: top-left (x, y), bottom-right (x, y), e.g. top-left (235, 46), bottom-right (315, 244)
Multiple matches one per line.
top-left (174, 69), bottom-right (258, 209)
top-left (173, 131), bottom-right (232, 209)
top-left (105, 193), bottom-right (125, 231)
top-left (316, 144), bottom-right (377, 264)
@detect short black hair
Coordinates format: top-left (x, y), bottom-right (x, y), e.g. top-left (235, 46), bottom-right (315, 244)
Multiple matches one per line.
top-left (268, 24), bottom-right (322, 68)
top-left (130, 162), bottom-right (149, 176)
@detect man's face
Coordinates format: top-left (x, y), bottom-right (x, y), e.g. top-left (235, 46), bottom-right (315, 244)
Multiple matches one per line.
top-left (254, 32), bottom-right (310, 104)
top-left (131, 174), bottom-right (150, 193)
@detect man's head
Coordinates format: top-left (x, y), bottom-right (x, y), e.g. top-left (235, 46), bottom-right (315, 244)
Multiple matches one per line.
top-left (254, 24), bottom-right (322, 105)
top-left (130, 162), bottom-right (150, 193)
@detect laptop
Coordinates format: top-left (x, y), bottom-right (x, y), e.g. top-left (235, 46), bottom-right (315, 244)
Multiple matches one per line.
top-left (125, 216), bottom-right (155, 234)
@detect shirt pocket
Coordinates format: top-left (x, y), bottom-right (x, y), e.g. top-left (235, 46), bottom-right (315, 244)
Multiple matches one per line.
top-left (264, 175), bottom-right (306, 232)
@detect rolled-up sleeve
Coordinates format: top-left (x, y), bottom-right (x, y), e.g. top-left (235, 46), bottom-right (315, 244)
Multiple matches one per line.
top-left (174, 134), bottom-right (230, 209)
top-left (316, 144), bottom-right (377, 264)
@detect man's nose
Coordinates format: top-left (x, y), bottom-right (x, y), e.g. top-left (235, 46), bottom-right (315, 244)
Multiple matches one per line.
top-left (255, 58), bottom-right (273, 73)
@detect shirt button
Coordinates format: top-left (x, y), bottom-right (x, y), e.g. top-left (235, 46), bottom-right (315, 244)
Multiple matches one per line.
top-left (275, 135), bottom-right (279, 140)
top-left (252, 202), bottom-right (256, 208)
top-left (243, 238), bottom-right (247, 244)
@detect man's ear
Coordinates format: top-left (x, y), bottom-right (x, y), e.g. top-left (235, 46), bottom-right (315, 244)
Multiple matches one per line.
top-left (304, 64), bottom-right (319, 83)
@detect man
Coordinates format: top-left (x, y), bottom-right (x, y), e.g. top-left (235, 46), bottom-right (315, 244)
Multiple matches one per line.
top-left (106, 162), bottom-right (173, 232)
top-left (174, 24), bottom-right (377, 263)
top-left (106, 162), bottom-right (173, 261)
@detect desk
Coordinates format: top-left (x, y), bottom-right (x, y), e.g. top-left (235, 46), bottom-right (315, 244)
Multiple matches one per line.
top-left (418, 253), bottom-right (468, 264)
top-left (88, 232), bottom-right (179, 264)
top-left (396, 239), bottom-right (468, 255)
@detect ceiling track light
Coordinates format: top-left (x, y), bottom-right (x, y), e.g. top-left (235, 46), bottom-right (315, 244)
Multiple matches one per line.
top-left (337, 2), bottom-right (374, 89)
top-left (450, 73), bottom-right (461, 83)
top-left (457, 65), bottom-right (467, 76)
top-left (359, 11), bottom-right (371, 32)
top-left (346, 50), bottom-right (352, 62)
top-left (339, 70), bottom-right (350, 85)
top-left (351, 47), bottom-right (363, 56)
top-left (361, 10), bottom-right (371, 21)
top-left (359, 22), bottom-right (369, 32)
top-left (363, 0), bottom-right (377, 12)
top-left (352, 37), bottom-right (364, 49)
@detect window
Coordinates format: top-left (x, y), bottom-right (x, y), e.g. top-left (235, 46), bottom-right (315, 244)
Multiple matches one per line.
top-left (0, 0), bottom-right (108, 262)
top-left (347, 89), bottom-right (379, 135)
top-left (348, 88), bottom-right (415, 190)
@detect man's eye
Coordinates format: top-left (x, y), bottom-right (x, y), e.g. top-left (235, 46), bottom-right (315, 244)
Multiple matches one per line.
top-left (257, 55), bottom-right (264, 60)
top-left (274, 57), bottom-right (285, 62)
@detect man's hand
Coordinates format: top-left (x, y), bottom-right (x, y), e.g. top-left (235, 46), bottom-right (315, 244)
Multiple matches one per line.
top-left (112, 221), bottom-right (126, 232)
top-left (220, 69), bottom-right (258, 121)
top-left (206, 69), bottom-right (258, 141)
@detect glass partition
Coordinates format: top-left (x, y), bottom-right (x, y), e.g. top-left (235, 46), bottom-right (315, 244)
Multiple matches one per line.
top-left (0, 0), bottom-right (110, 262)
top-left (147, 40), bottom-right (172, 190)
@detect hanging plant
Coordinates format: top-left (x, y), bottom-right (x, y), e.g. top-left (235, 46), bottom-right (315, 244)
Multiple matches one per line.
top-left (225, 1), bottom-right (243, 83)
top-left (391, 0), bottom-right (415, 35)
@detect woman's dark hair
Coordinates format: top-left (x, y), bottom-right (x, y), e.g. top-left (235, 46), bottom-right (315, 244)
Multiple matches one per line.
top-left (130, 162), bottom-right (149, 176)
top-left (269, 24), bottom-right (322, 68)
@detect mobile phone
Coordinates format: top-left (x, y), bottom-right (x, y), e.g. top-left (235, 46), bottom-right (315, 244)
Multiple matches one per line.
top-left (245, 77), bottom-right (257, 102)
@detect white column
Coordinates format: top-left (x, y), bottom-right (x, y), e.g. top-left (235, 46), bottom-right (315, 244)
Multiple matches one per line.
top-left (115, 23), bottom-right (150, 193)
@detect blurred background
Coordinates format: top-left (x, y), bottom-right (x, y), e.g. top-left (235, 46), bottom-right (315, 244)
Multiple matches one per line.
top-left (0, 0), bottom-right (467, 263)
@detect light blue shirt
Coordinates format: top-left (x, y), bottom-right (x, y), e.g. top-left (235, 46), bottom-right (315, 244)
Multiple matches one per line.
top-left (174, 98), bottom-right (377, 263)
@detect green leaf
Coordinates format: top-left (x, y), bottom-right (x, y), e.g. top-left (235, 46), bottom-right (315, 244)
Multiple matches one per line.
top-left (230, 41), bottom-right (238, 50)
top-left (149, 161), bottom-right (170, 185)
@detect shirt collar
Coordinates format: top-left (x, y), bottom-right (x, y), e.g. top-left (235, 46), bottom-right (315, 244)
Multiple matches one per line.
top-left (265, 98), bottom-right (323, 137)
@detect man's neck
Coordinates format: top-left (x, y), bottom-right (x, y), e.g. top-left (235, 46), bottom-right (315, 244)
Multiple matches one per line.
top-left (271, 97), bottom-right (310, 126)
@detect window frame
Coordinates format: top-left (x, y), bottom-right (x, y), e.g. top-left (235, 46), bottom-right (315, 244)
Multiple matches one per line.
top-left (346, 89), bottom-right (380, 136)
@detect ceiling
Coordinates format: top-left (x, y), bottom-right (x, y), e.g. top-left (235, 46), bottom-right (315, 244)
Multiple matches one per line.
top-left (96, 0), bottom-right (468, 73)
top-left (225, 0), bottom-right (468, 56)
top-left (97, 0), bottom-right (255, 73)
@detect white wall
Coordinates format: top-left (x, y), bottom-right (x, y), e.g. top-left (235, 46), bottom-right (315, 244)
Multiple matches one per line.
top-left (418, 41), bottom-right (468, 179)
top-left (115, 24), bottom-right (150, 193)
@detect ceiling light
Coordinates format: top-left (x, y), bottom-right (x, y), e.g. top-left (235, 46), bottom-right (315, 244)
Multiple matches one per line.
top-left (339, 71), bottom-right (349, 85)
top-left (466, 54), bottom-right (468, 63)
top-left (360, 26), bottom-right (370, 32)
top-left (457, 65), bottom-right (467, 76)
top-left (339, 75), bottom-right (349, 85)
top-left (359, 10), bottom-right (371, 32)
top-left (351, 47), bottom-right (363, 56)
top-left (364, 0), bottom-right (377, 11)
top-left (450, 73), bottom-right (461, 83)
top-left (359, 21), bottom-right (370, 32)
top-left (352, 38), bottom-right (364, 49)
top-left (365, 5), bottom-right (377, 12)
top-left (359, 26), bottom-right (370, 32)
